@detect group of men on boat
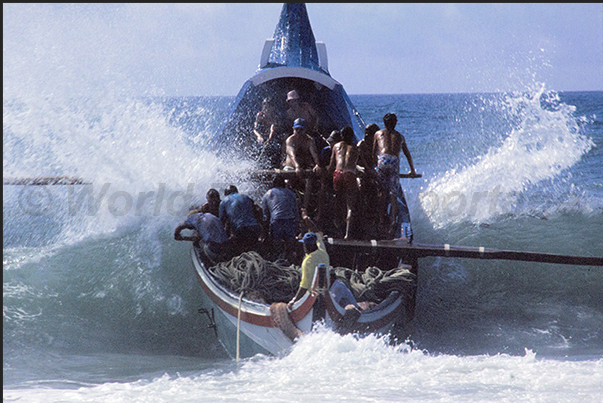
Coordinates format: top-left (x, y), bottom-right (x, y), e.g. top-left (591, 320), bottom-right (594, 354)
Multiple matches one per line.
top-left (174, 183), bottom-right (352, 315)
top-left (175, 88), bottom-right (418, 263)
top-left (252, 89), bottom-right (418, 242)
top-left (173, 87), bottom-right (420, 324)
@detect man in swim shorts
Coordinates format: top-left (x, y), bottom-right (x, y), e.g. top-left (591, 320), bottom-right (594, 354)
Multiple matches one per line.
top-left (284, 118), bottom-right (322, 214)
top-left (372, 113), bottom-right (417, 240)
top-left (329, 126), bottom-right (359, 239)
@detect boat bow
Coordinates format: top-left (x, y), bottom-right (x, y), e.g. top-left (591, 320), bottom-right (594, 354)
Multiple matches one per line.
top-left (211, 3), bottom-right (365, 162)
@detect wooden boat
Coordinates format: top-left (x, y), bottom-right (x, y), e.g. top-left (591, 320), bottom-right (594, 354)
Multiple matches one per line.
top-left (191, 240), bottom-right (416, 358)
top-left (2, 3), bottom-right (600, 362)
top-left (189, 3), bottom-right (418, 358)
top-left (184, 3), bottom-right (603, 359)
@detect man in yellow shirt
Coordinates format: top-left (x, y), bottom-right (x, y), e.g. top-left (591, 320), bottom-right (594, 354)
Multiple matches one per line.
top-left (287, 211), bottom-right (329, 310)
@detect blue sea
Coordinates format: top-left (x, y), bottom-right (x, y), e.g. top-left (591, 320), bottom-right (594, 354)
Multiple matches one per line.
top-left (4, 83), bottom-right (603, 401)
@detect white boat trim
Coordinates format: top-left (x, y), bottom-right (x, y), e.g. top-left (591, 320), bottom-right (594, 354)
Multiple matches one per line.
top-left (251, 66), bottom-right (339, 90)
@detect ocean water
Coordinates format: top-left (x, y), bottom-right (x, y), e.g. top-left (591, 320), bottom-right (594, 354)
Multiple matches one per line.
top-left (3, 5), bottom-right (603, 399)
top-left (4, 88), bottom-right (603, 402)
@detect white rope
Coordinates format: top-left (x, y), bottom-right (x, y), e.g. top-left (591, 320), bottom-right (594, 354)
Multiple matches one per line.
top-left (236, 291), bottom-right (243, 363)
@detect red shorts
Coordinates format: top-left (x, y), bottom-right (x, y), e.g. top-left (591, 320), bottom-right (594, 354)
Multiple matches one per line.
top-left (333, 170), bottom-right (358, 193)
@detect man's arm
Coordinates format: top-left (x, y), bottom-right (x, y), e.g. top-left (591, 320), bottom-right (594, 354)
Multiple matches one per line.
top-left (357, 140), bottom-right (370, 169)
top-left (348, 145), bottom-right (359, 170)
top-left (253, 113), bottom-right (265, 143)
top-left (219, 201), bottom-right (226, 223)
top-left (286, 137), bottom-right (300, 170)
top-left (372, 132), bottom-right (380, 163)
top-left (401, 140), bottom-right (416, 175)
top-left (301, 208), bottom-right (320, 234)
top-left (288, 286), bottom-right (308, 309)
top-left (308, 137), bottom-right (321, 169)
top-left (266, 124), bottom-right (276, 142)
top-left (174, 223), bottom-right (200, 242)
top-left (328, 143), bottom-right (338, 174)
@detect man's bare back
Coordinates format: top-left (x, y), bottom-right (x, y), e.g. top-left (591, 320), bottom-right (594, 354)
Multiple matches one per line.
top-left (331, 142), bottom-right (358, 172)
top-left (373, 128), bottom-right (403, 157)
top-left (284, 128), bottom-right (319, 170)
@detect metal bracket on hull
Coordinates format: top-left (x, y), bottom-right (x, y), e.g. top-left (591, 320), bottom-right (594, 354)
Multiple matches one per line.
top-left (198, 307), bottom-right (218, 338)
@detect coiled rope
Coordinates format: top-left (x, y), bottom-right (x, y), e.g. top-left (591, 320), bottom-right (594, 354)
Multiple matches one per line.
top-left (208, 252), bottom-right (416, 305)
top-left (209, 252), bottom-right (300, 303)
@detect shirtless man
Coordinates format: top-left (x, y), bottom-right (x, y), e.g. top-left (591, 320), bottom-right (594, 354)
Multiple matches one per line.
top-left (284, 118), bottom-right (322, 212)
top-left (372, 113), bottom-right (416, 240)
top-left (254, 97), bottom-right (285, 168)
top-left (329, 126), bottom-right (359, 239)
top-left (356, 123), bottom-right (380, 239)
top-left (358, 123), bottom-right (379, 171)
top-left (253, 98), bottom-right (278, 144)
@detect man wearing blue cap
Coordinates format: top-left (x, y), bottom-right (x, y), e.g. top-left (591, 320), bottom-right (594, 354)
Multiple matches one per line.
top-left (287, 210), bottom-right (329, 310)
top-left (284, 118), bottom-right (321, 174)
top-left (284, 117), bottom-right (322, 213)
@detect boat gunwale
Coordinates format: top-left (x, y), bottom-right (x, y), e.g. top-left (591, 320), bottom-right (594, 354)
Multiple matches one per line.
top-left (323, 290), bottom-right (406, 333)
top-left (191, 246), bottom-right (316, 327)
top-left (192, 244), bottom-right (409, 333)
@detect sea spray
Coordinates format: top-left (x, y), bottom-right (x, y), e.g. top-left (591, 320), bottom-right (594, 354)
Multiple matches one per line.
top-left (2, 94), bottom-right (239, 356)
top-left (419, 84), bottom-right (594, 228)
top-left (5, 329), bottom-right (602, 402)
top-left (2, 4), bottom-right (244, 362)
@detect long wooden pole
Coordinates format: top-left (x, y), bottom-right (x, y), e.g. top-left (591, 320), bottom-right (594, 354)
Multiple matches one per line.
top-left (3, 169), bottom-right (419, 185)
top-left (8, 173), bottom-right (600, 266)
top-left (325, 238), bottom-right (603, 267)
top-left (3, 176), bottom-right (90, 185)
top-left (229, 168), bottom-right (422, 180)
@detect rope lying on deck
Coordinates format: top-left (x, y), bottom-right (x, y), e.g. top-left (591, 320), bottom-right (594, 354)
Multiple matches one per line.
top-left (208, 251), bottom-right (417, 305)
top-left (332, 266), bottom-right (416, 304)
top-left (209, 252), bottom-right (300, 304)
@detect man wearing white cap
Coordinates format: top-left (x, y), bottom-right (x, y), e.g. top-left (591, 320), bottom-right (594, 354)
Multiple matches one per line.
top-left (285, 89), bottom-right (318, 134)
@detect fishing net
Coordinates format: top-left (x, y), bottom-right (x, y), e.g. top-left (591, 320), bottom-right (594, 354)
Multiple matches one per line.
top-left (332, 266), bottom-right (416, 304)
top-left (209, 252), bottom-right (300, 304)
top-left (208, 251), bottom-right (417, 305)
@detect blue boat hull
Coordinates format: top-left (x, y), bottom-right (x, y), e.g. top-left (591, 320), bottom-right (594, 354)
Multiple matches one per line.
top-left (210, 3), bottom-right (365, 167)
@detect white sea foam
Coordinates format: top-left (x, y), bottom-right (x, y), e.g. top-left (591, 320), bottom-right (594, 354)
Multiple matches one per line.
top-left (4, 328), bottom-right (603, 402)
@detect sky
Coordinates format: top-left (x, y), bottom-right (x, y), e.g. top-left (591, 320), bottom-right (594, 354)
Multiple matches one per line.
top-left (3, 3), bottom-right (603, 96)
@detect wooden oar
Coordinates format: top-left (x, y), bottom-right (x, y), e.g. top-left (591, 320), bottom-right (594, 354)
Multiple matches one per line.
top-left (236, 168), bottom-right (422, 180)
top-left (3, 176), bottom-right (90, 185)
top-left (325, 238), bottom-right (603, 266)
top-left (4, 170), bottom-right (422, 185)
